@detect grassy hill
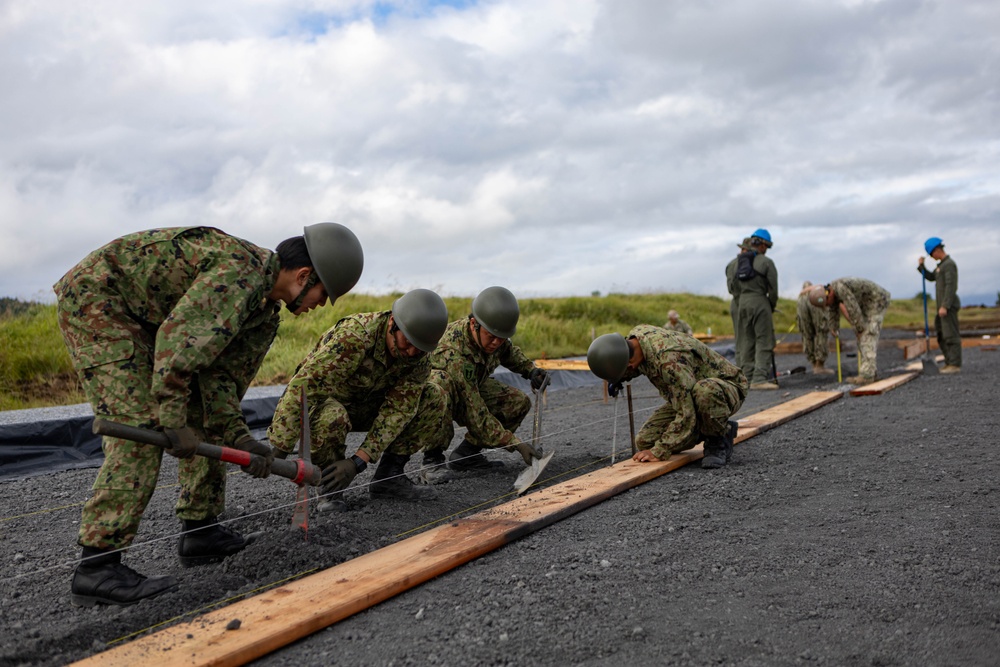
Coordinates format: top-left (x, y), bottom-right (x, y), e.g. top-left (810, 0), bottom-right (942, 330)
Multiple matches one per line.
top-left (1, 293), bottom-right (996, 411)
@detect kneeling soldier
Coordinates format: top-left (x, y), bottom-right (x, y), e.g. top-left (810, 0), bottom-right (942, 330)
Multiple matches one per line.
top-left (588, 325), bottom-right (748, 469)
top-left (267, 289), bottom-right (449, 510)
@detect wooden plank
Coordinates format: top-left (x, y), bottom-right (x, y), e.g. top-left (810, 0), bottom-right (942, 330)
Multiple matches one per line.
top-left (901, 339), bottom-right (925, 360)
top-left (533, 359), bottom-right (591, 371)
top-left (70, 391), bottom-right (843, 667)
top-left (897, 335), bottom-right (997, 355)
top-left (849, 372), bottom-right (919, 396)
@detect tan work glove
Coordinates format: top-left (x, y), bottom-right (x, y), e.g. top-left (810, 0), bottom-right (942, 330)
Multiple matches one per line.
top-left (505, 439), bottom-right (543, 465)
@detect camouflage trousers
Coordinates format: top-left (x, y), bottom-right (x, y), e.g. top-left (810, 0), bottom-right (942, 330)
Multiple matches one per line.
top-left (55, 285), bottom-right (225, 550)
top-left (305, 385), bottom-right (447, 467)
top-left (427, 376), bottom-right (531, 451)
top-left (855, 314), bottom-right (885, 380)
top-left (798, 314), bottom-right (830, 366)
top-left (637, 378), bottom-right (745, 458)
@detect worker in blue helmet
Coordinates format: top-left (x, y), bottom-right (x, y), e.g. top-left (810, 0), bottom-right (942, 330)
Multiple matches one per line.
top-left (918, 237), bottom-right (961, 373)
top-left (735, 229), bottom-right (779, 389)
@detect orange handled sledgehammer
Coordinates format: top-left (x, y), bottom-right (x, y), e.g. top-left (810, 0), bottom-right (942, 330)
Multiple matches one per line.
top-left (91, 419), bottom-right (322, 486)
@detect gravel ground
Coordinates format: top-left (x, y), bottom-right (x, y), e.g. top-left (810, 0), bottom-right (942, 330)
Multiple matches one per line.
top-left (1, 331), bottom-right (998, 667)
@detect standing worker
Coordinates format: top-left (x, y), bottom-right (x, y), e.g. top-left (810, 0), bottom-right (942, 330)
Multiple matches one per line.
top-left (587, 326), bottom-right (748, 469)
top-left (806, 278), bottom-right (890, 385)
top-left (267, 289), bottom-right (449, 510)
top-left (918, 237), bottom-right (961, 373)
top-left (418, 286), bottom-right (549, 482)
top-left (736, 229), bottom-right (779, 390)
top-left (797, 281), bottom-right (834, 375)
top-left (664, 310), bottom-right (693, 334)
top-left (54, 223), bottom-right (364, 607)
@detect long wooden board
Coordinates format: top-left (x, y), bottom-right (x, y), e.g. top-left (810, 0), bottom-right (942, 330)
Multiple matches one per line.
top-left (899, 335), bottom-right (997, 359)
top-left (533, 359), bottom-right (591, 371)
top-left (849, 372), bottom-right (919, 396)
top-left (71, 391), bottom-right (843, 667)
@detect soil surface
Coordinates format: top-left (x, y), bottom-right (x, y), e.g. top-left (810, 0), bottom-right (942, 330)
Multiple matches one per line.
top-left (1, 330), bottom-right (998, 667)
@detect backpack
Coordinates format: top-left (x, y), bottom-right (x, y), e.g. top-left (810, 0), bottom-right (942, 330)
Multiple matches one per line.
top-left (736, 250), bottom-right (756, 281)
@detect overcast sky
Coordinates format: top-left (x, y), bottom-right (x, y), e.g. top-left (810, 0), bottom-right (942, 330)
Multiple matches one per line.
top-left (2, 0), bottom-right (997, 307)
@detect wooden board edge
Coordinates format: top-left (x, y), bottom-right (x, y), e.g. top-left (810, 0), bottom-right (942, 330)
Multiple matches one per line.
top-left (849, 372), bottom-right (919, 396)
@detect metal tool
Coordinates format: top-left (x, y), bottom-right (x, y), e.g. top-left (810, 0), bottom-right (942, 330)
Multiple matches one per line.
top-left (512, 373), bottom-right (553, 495)
top-left (626, 383), bottom-right (637, 455)
top-left (920, 272), bottom-right (939, 375)
top-left (92, 419), bottom-right (322, 486)
top-left (835, 334), bottom-right (842, 383)
top-left (290, 387), bottom-right (312, 533)
top-left (775, 365), bottom-right (807, 378)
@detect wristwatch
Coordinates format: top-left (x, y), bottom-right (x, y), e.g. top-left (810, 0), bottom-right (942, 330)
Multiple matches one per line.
top-left (350, 454), bottom-right (368, 474)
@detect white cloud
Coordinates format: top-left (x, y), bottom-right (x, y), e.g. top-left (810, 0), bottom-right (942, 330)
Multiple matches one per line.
top-left (0, 0), bottom-right (998, 306)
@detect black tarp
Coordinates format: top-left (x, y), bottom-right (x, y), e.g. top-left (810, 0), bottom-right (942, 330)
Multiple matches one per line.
top-left (0, 369), bottom-right (604, 482)
top-left (0, 392), bottom-right (283, 482)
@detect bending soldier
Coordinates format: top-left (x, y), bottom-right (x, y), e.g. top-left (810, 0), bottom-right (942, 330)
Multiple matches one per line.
top-left (419, 286), bottom-right (548, 482)
top-left (806, 277), bottom-right (891, 385)
top-left (797, 281), bottom-right (834, 375)
top-left (267, 289), bottom-right (449, 511)
top-left (54, 223), bottom-right (363, 606)
top-left (588, 326), bottom-right (748, 469)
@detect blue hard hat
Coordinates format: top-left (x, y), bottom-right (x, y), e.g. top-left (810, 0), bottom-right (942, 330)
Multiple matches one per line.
top-left (924, 237), bottom-right (944, 255)
top-left (750, 228), bottom-right (772, 246)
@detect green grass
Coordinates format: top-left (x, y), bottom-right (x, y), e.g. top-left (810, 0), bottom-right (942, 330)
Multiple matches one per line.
top-left (2, 293), bottom-right (996, 411)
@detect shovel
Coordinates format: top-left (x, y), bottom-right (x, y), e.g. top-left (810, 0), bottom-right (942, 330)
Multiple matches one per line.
top-left (512, 374), bottom-right (553, 495)
top-left (775, 365), bottom-right (807, 378)
top-left (921, 272), bottom-right (939, 375)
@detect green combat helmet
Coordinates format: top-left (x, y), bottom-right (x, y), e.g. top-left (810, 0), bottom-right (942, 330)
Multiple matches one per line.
top-left (392, 289), bottom-right (449, 353)
top-left (587, 333), bottom-right (630, 382)
top-left (303, 222), bottom-right (364, 304)
top-left (471, 286), bottom-right (519, 339)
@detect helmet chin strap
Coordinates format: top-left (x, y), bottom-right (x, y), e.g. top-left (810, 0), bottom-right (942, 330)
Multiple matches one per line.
top-left (285, 270), bottom-right (320, 313)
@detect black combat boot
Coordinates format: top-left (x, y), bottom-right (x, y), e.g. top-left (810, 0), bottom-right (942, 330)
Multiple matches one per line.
top-left (370, 452), bottom-right (437, 500)
top-left (178, 517), bottom-right (256, 567)
top-left (447, 440), bottom-right (504, 472)
top-left (721, 420), bottom-right (738, 462)
top-left (71, 546), bottom-right (178, 607)
top-left (701, 435), bottom-right (727, 469)
top-left (702, 420), bottom-right (739, 469)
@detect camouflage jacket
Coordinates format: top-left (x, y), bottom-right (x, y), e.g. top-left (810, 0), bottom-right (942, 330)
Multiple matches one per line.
top-left (267, 311), bottom-right (430, 459)
top-left (430, 317), bottom-right (535, 447)
top-left (664, 319), bottom-right (693, 334)
top-left (623, 325), bottom-right (747, 454)
top-left (828, 277), bottom-right (891, 332)
top-left (918, 255), bottom-right (960, 310)
top-left (53, 227), bottom-right (281, 445)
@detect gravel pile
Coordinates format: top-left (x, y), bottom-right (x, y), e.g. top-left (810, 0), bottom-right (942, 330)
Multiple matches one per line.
top-left (2, 331), bottom-right (997, 666)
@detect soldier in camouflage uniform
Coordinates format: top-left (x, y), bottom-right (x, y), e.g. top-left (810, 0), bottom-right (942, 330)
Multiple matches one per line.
top-left (54, 223), bottom-right (363, 607)
top-left (806, 277), bottom-right (891, 385)
top-left (735, 229), bottom-right (779, 390)
top-left (796, 281), bottom-right (833, 375)
top-left (664, 310), bottom-right (693, 335)
top-left (587, 326), bottom-right (748, 469)
top-left (267, 289), bottom-right (449, 510)
top-left (418, 287), bottom-right (548, 481)
top-left (918, 237), bottom-right (961, 373)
